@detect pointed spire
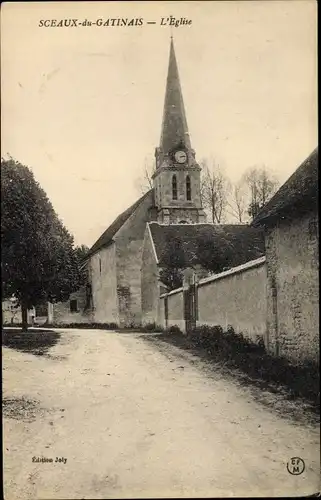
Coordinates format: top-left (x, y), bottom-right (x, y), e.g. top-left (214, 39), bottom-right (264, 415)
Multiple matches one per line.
top-left (159, 38), bottom-right (191, 154)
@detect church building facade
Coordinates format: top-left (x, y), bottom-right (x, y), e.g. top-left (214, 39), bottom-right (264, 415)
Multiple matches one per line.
top-left (51, 38), bottom-right (264, 328)
top-left (83, 38), bottom-right (208, 327)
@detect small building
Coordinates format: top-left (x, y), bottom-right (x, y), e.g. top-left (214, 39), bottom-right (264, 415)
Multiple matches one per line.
top-left (48, 287), bottom-right (92, 326)
top-left (2, 298), bottom-right (35, 325)
top-left (252, 148), bottom-right (318, 363)
top-left (2, 298), bottom-right (53, 326)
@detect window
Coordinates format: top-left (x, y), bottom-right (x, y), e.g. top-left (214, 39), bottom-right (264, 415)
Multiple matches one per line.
top-left (99, 256), bottom-right (102, 274)
top-left (35, 303), bottom-right (48, 316)
top-left (70, 299), bottom-right (78, 313)
top-left (186, 175), bottom-right (191, 200)
top-left (172, 175), bottom-right (177, 200)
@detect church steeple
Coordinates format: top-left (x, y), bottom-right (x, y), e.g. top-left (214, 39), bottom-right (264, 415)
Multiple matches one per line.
top-left (153, 38), bottom-right (206, 225)
top-left (159, 37), bottom-right (191, 155)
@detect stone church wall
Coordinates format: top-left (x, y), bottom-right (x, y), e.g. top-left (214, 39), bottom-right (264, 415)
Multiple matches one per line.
top-left (169, 209), bottom-right (199, 224)
top-left (156, 168), bottom-right (202, 209)
top-left (90, 243), bottom-right (119, 324)
top-left (141, 226), bottom-right (161, 326)
top-left (265, 210), bottom-right (319, 363)
top-left (115, 192), bottom-right (156, 327)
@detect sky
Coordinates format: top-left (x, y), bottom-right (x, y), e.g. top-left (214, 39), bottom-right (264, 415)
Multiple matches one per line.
top-left (1, 1), bottom-right (317, 247)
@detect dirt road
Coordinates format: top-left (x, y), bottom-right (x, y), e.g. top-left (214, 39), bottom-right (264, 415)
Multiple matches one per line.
top-left (3, 329), bottom-right (320, 498)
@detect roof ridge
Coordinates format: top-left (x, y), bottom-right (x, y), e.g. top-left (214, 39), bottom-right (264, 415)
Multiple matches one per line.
top-left (148, 222), bottom-right (265, 269)
top-left (87, 189), bottom-right (154, 258)
top-left (253, 148), bottom-right (318, 226)
top-left (148, 222), bottom-right (249, 227)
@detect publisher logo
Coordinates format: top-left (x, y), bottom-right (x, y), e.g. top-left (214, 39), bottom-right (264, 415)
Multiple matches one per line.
top-left (287, 457), bottom-right (305, 475)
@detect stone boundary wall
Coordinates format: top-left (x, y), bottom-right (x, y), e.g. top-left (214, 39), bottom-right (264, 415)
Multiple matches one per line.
top-left (160, 257), bottom-right (267, 343)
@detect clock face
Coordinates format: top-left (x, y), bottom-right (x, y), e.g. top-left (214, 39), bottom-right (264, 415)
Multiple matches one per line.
top-left (174, 150), bottom-right (187, 164)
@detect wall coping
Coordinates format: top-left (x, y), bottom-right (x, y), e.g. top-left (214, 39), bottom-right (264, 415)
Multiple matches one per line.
top-left (198, 256), bottom-right (266, 287)
top-left (160, 256), bottom-right (266, 299)
top-left (160, 286), bottom-right (184, 298)
top-left (149, 222), bottom-right (238, 226)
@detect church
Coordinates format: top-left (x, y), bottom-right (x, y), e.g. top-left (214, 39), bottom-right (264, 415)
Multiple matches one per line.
top-left (52, 38), bottom-right (264, 328)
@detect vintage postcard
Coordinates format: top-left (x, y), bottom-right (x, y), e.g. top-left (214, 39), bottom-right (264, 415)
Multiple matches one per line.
top-left (1, 1), bottom-right (319, 499)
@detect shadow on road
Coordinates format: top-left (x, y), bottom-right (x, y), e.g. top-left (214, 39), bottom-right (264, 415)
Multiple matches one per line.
top-left (143, 332), bottom-right (320, 427)
top-left (2, 328), bottom-right (61, 356)
top-left (2, 396), bottom-right (45, 422)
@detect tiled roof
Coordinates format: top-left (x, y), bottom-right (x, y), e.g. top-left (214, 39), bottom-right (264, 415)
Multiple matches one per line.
top-left (252, 148), bottom-right (318, 227)
top-left (87, 190), bottom-right (154, 258)
top-left (148, 222), bottom-right (265, 267)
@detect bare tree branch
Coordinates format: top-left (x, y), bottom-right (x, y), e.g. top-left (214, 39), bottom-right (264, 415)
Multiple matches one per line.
top-left (135, 156), bottom-right (156, 195)
top-left (226, 179), bottom-right (249, 224)
top-left (242, 165), bottom-right (279, 219)
top-left (200, 159), bottom-right (231, 224)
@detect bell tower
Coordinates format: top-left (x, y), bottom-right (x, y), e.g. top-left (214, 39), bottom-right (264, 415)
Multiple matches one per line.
top-left (153, 37), bottom-right (206, 224)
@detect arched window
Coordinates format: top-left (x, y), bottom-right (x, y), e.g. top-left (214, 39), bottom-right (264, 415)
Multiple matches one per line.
top-left (172, 175), bottom-right (177, 200)
top-left (186, 175), bottom-right (191, 200)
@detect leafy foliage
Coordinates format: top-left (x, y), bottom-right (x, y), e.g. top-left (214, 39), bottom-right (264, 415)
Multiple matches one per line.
top-left (158, 324), bottom-right (319, 404)
top-left (157, 228), bottom-right (262, 288)
top-left (159, 267), bottom-right (184, 291)
top-left (74, 244), bottom-right (89, 285)
top-left (195, 230), bottom-right (234, 274)
top-left (166, 325), bottom-right (183, 335)
top-left (187, 325), bottom-right (319, 403)
top-left (159, 236), bottom-right (186, 290)
top-left (1, 158), bottom-right (83, 325)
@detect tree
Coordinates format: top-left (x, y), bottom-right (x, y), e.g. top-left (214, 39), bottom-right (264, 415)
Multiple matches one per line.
top-left (1, 158), bottom-right (83, 331)
top-left (200, 159), bottom-right (231, 223)
top-left (226, 179), bottom-right (249, 224)
top-left (135, 156), bottom-right (156, 195)
top-left (159, 267), bottom-right (184, 292)
top-left (74, 244), bottom-right (89, 260)
top-left (74, 244), bottom-right (89, 286)
top-left (158, 236), bottom-right (186, 291)
top-left (195, 230), bottom-right (234, 274)
top-left (243, 165), bottom-right (279, 219)
top-left (74, 244), bottom-right (92, 310)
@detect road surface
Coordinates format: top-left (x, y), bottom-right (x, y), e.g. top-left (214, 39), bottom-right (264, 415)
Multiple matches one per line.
top-left (3, 329), bottom-right (320, 498)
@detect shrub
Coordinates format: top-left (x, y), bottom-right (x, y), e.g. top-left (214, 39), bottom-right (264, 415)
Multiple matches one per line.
top-left (185, 324), bottom-right (319, 403)
top-left (141, 323), bottom-right (163, 333)
top-left (166, 325), bottom-right (183, 335)
top-left (187, 324), bottom-right (265, 357)
top-left (37, 322), bottom-right (119, 330)
top-left (3, 322), bottom-right (23, 327)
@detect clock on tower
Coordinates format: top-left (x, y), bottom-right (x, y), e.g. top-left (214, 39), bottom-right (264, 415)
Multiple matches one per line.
top-left (174, 150), bottom-right (187, 164)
